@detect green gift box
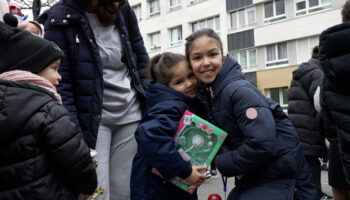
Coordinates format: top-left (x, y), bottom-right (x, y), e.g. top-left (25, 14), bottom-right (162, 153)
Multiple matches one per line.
top-left (152, 110), bottom-right (227, 194)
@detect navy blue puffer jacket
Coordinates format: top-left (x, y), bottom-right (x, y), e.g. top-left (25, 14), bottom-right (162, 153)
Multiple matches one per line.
top-left (38, 0), bottom-right (149, 148)
top-left (198, 55), bottom-right (318, 200)
top-left (131, 82), bottom-right (206, 200)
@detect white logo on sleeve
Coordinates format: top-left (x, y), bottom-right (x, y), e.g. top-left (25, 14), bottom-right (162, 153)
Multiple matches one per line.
top-left (246, 108), bottom-right (258, 120)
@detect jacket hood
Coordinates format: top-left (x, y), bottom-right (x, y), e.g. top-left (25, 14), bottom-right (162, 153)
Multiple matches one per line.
top-left (146, 82), bottom-right (193, 109)
top-left (209, 54), bottom-right (244, 97)
top-left (0, 79), bottom-right (54, 144)
top-left (319, 21), bottom-right (350, 59)
top-left (293, 58), bottom-right (321, 80)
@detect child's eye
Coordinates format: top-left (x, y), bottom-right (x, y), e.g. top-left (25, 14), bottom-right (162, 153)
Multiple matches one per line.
top-left (176, 80), bottom-right (183, 85)
top-left (210, 53), bottom-right (218, 57)
top-left (192, 56), bottom-right (201, 60)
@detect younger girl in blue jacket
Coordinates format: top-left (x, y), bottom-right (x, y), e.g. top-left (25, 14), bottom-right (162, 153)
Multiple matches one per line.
top-left (185, 28), bottom-right (318, 200)
top-left (131, 52), bottom-right (207, 200)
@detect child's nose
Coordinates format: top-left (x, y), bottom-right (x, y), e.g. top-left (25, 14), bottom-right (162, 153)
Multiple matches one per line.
top-left (57, 73), bottom-right (62, 81)
top-left (203, 56), bottom-right (210, 65)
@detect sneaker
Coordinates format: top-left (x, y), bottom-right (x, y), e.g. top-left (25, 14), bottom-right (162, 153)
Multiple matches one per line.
top-left (210, 169), bottom-right (218, 177)
top-left (320, 194), bottom-right (333, 200)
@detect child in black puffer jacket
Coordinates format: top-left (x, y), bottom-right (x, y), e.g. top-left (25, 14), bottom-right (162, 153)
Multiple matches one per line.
top-left (0, 22), bottom-right (97, 200)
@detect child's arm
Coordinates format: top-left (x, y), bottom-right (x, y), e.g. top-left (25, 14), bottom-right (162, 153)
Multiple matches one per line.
top-left (215, 86), bottom-right (280, 177)
top-left (136, 103), bottom-right (194, 180)
top-left (41, 104), bottom-right (97, 195)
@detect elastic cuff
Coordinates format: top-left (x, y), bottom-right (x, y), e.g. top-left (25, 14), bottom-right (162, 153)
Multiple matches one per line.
top-left (178, 161), bottom-right (192, 179)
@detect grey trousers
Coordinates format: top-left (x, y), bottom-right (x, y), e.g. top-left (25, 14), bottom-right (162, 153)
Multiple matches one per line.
top-left (95, 121), bottom-right (139, 200)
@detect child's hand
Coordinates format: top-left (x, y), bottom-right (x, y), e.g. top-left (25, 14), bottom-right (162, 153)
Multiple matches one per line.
top-left (185, 166), bottom-right (207, 187)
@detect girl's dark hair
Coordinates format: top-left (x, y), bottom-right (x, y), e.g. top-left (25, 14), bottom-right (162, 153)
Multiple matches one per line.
top-left (185, 28), bottom-right (223, 60)
top-left (148, 52), bottom-right (187, 85)
top-left (342, 0), bottom-right (350, 22)
top-left (74, 0), bottom-right (92, 9)
top-left (311, 45), bottom-right (319, 59)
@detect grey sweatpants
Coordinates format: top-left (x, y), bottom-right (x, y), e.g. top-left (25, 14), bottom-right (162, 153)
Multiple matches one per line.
top-left (95, 121), bottom-right (139, 200)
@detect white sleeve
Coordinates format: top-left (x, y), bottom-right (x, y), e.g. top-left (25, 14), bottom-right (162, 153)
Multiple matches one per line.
top-left (313, 86), bottom-right (321, 112)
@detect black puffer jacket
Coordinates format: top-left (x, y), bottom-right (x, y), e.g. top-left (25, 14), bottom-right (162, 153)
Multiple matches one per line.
top-left (0, 79), bottom-right (97, 200)
top-left (319, 21), bottom-right (350, 184)
top-left (288, 58), bottom-right (327, 158)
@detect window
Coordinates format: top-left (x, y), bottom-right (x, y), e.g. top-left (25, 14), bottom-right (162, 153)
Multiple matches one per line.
top-left (132, 4), bottom-right (141, 21)
top-left (150, 32), bottom-right (161, 50)
top-left (296, 36), bottom-right (319, 63)
top-left (170, 26), bottom-right (182, 46)
top-left (170, 0), bottom-right (181, 10)
top-left (190, 0), bottom-right (205, 5)
top-left (230, 7), bottom-right (256, 31)
top-left (149, 0), bottom-right (160, 16)
top-left (192, 16), bottom-right (220, 33)
top-left (264, 0), bottom-right (286, 23)
top-left (266, 87), bottom-right (289, 112)
top-left (295, 0), bottom-right (332, 16)
top-left (231, 49), bottom-right (257, 71)
top-left (266, 42), bottom-right (288, 67)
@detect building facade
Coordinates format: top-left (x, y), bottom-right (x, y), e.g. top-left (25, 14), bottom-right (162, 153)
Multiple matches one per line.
top-left (129, 0), bottom-right (344, 111)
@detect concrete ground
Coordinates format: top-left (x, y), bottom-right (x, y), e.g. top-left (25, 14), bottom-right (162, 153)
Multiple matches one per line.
top-left (198, 171), bottom-right (332, 200)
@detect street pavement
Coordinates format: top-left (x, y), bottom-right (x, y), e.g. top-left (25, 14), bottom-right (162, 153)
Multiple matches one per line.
top-left (198, 171), bottom-right (332, 200)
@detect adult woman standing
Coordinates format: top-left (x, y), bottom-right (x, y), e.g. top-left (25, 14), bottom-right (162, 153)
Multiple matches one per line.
top-left (38, 0), bottom-right (149, 199)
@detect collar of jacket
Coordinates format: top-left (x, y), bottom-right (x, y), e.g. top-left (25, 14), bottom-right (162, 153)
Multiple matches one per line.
top-left (146, 81), bottom-right (196, 109)
top-left (204, 54), bottom-right (244, 99)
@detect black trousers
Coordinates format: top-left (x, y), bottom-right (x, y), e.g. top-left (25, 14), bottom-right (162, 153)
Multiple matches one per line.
top-left (305, 156), bottom-right (323, 197)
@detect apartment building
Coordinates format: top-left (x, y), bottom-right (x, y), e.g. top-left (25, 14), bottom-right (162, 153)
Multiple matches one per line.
top-left (129, 0), bottom-right (344, 111)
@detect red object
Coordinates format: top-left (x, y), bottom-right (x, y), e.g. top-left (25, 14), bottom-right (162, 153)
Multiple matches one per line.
top-left (208, 193), bottom-right (222, 200)
top-left (8, 1), bottom-right (24, 17)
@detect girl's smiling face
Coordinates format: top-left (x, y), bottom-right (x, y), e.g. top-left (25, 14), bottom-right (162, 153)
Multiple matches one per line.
top-left (188, 36), bottom-right (224, 85)
top-left (168, 60), bottom-right (198, 99)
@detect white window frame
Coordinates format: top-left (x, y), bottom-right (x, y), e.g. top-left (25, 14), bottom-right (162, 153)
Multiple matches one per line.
top-left (266, 87), bottom-right (289, 112)
top-left (266, 42), bottom-right (288, 67)
top-left (170, 26), bottom-right (183, 46)
top-left (296, 36), bottom-right (319, 64)
top-left (295, 0), bottom-right (332, 16)
top-left (192, 16), bottom-right (220, 33)
top-left (132, 4), bottom-right (142, 21)
top-left (169, 0), bottom-right (182, 11)
top-left (229, 7), bottom-right (256, 32)
top-left (230, 49), bottom-right (257, 71)
top-left (264, 0), bottom-right (286, 24)
top-left (149, 0), bottom-right (160, 16)
top-left (150, 32), bottom-right (161, 50)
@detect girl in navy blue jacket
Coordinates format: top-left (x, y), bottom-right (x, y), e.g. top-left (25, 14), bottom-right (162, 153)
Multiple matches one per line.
top-left (131, 52), bottom-right (207, 200)
top-left (185, 29), bottom-right (318, 200)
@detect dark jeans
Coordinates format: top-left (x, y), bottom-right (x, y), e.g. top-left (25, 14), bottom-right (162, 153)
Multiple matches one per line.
top-left (305, 156), bottom-right (323, 197)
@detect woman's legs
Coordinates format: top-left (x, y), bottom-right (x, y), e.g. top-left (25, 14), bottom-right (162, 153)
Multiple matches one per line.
top-left (332, 187), bottom-right (350, 200)
top-left (95, 122), bottom-right (112, 200)
top-left (109, 121), bottom-right (139, 200)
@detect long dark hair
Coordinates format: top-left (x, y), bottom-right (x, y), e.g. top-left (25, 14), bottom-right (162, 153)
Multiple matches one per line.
top-left (74, 0), bottom-right (125, 10)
